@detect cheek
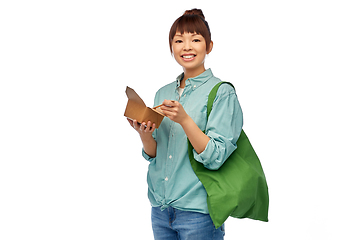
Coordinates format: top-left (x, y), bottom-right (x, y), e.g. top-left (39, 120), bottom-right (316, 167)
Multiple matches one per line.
top-left (172, 47), bottom-right (183, 60)
top-left (172, 44), bottom-right (181, 52)
top-left (195, 44), bottom-right (207, 55)
top-left (173, 54), bottom-right (183, 65)
top-left (196, 48), bottom-right (207, 60)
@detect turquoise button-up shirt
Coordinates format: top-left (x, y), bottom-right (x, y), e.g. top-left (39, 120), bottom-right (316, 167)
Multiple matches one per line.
top-left (142, 69), bottom-right (243, 214)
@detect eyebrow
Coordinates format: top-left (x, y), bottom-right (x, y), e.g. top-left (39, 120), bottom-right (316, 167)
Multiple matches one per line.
top-left (174, 33), bottom-right (201, 37)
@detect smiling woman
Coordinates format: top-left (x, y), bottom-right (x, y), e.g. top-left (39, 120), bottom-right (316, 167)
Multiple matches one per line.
top-left (127, 8), bottom-right (243, 240)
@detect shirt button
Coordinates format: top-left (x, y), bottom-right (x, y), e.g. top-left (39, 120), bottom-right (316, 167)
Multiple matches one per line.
top-left (193, 85), bottom-right (196, 88)
top-left (165, 177), bottom-right (168, 181)
top-left (169, 155), bottom-right (172, 159)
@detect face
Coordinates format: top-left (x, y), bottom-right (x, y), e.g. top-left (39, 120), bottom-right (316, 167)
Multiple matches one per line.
top-left (171, 32), bottom-right (212, 74)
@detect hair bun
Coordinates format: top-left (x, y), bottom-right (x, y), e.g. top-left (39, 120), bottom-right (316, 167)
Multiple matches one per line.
top-left (183, 8), bottom-right (205, 19)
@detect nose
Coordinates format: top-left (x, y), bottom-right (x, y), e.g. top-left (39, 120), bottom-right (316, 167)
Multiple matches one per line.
top-left (183, 40), bottom-right (192, 51)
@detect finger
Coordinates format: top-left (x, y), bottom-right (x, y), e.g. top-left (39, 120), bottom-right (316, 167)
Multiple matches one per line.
top-left (163, 111), bottom-right (173, 119)
top-left (127, 118), bottom-right (134, 126)
top-left (161, 105), bottom-right (176, 114)
top-left (150, 123), bottom-right (156, 132)
top-left (142, 121), bottom-right (149, 132)
top-left (128, 118), bottom-right (138, 129)
top-left (133, 120), bottom-right (141, 130)
top-left (160, 109), bottom-right (171, 117)
top-left (144, 121), bottom-right (153, 132)
top-left (140, 122), bottom-right (147, 131)
top-left (162, 99), bottom-right (176, 107)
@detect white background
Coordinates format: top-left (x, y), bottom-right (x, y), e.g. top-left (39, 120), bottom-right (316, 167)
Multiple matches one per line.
top-left (1, 0), bottom-right (359, 239)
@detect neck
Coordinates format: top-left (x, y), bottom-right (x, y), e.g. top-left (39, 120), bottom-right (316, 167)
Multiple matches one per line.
top-left (181, 67), bottom-right (206, 87)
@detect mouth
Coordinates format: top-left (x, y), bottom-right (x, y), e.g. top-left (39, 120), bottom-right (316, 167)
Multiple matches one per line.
top-left (181, 54), bottom-right (196, 61)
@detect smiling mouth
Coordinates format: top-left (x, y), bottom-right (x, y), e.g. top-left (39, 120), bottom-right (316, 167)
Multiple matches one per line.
top-left (181, 55), bottom-right (196, 59)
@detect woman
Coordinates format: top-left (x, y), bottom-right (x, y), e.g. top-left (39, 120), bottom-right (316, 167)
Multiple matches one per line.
top-left (128, 9), bottom-right (243, 240)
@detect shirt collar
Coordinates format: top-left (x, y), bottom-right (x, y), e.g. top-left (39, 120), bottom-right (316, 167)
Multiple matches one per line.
top-left (176, 68), bottom-right (213, 89)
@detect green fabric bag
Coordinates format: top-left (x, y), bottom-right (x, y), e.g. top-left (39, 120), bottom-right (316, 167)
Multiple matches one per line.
top-left (188, 81), bottom-right (269, 229)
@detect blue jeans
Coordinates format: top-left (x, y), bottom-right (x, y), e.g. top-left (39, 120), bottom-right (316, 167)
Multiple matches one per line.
top-left (151, 206), bottom-right (225, 240)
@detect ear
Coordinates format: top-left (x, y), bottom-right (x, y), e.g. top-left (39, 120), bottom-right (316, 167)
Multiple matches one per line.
top-left (207, 41), bottom-right (213, 54)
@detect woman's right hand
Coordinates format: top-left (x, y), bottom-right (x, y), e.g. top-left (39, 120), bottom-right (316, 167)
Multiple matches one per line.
top-left (127, 118), bottom-right (157, 158)
top-left (127, 118), bottom-right (156, 136)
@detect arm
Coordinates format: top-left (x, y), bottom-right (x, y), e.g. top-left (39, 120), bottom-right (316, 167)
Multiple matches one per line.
top-left (193, 85), bottom-right (243, 170)
top-left (160, 85), bottom-right (242, 170)
top-left (127, 119), bottom-right (157, 158)
top-left (179, 115), bottom-right (210, 154)
top-left (161, 85), bottom-right (243, 169)
top-left (160, 100), bottom-right (209, 154)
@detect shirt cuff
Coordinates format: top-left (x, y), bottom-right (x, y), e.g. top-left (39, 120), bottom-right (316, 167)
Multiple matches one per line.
top-left (192, 132), bottom-right (237, 170)
top-left (193, 138), bottom-right (222, 170)
top-left (142, 148), bottom-right (156, 162)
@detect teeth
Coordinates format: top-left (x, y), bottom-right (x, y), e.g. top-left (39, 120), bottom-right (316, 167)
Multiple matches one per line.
top-left (182, 55), bottom-right (195, 59)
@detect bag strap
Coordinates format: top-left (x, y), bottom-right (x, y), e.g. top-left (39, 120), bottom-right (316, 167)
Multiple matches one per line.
top-left (207, 81), bottom-right (235, 119)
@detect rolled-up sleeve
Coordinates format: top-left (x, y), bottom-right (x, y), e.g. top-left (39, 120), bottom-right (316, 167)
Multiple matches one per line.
top-left (193, 84), bottom-right (243, 170)
top-left (142, 148), bottom-right (156, 162)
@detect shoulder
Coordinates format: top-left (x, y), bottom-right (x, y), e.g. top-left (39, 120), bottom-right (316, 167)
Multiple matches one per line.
top-left (154, 81), bottom-right (176, 98)
top-left (206, 72), bottom-right (236, 93)
top-left (157, 81), bottom-right (176, 93)
top-left (217, 82), bottom-right (236, 96)
top-left (209, 78), bottom-right (237, 102)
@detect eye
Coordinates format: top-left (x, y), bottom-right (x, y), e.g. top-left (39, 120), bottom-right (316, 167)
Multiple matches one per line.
top-left (193, 39), bottom-right (201, 42)
top-left (175, 40), bottom-right (183, 43)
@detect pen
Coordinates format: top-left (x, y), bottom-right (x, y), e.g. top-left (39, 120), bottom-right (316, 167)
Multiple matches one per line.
top-left (153, 101), bottom-right (175, 109)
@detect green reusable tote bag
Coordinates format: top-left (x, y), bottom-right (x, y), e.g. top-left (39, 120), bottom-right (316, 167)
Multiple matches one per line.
top-left (188, 82), bottom-right (269, 229)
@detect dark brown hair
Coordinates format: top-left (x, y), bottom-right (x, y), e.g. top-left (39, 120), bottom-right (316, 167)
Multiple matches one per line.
top-left (169, 9), bottom-right (212, 53)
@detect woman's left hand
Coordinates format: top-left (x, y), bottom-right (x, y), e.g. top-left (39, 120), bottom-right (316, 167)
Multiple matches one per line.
top-left (160, 100), bottom-right (189, 125)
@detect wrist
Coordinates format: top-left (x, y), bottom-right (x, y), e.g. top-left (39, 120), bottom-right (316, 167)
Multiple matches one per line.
top-left (179, 114), bottom-right (193, 128)
top-left (140, 132), bottom-right (153, 141)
